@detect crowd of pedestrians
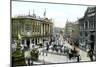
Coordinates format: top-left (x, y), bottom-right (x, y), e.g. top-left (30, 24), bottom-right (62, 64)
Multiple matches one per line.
top-left (12, 35), bottom-right (96, 66)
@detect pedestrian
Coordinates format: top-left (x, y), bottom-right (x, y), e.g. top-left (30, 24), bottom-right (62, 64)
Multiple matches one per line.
top-left (20, 43), bottom-right (24, 53)
top-left (24, 46), bottom-right (32, 66)
top-left (88, 49), bottom-right (94, 61)
top-left (46, 42), bottom-right (49, 56)
top-left (49, 39), bottom-right (52, 46)
top-left (12, 42), bottom-right (17, 52)
top-left (68, 48), bottom-right (72, 60)
top-left (76, 54), bottom-right (80, 62)
top-left (32, 42), bottom-right (35, 48)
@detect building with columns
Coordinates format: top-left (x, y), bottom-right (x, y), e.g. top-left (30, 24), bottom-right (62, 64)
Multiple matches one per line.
top-left (78, 6), bottom-right (96, 52)
top-left (12, 15), bottom-right (53, 46)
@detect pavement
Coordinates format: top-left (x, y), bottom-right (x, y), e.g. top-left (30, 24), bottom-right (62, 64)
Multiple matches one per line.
top-left (78, 48), bottom-right (90, 61)
top-left (38, 51), bottom-right (77, 64)
top-left (66, 41), bottom-right (91, 62)
top-left (65, 40), bottom-right (91, 61)
top-left (33, 41), bottom-right (91, 64)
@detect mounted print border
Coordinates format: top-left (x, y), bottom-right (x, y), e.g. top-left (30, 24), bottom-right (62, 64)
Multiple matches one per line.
top-left (11, 0), bottom-right (96, 67)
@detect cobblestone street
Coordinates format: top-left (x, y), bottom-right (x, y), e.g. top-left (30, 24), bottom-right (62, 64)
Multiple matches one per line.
top-left (32, 41), bottom-right (90, 64)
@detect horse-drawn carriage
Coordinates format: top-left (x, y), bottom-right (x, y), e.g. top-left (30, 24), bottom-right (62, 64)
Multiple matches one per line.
top-left (68, 47), bottom-right (80, 61)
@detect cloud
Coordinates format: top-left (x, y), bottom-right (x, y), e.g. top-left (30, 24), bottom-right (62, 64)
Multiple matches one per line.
top-left (46, 11), bottom-right (67, 28)
top-left (47, 11), bottom-right (65, 18)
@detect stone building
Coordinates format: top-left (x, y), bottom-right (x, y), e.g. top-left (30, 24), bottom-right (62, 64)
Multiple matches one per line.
top-left (64, 21), bottom-right (80, 47)
top-left (12, 15), bottom-right (53, 46)
top-left (64, 22), bottom-right (73, 38)
top-left (64, 21), bottom-right (79, 40)
top-left (78, 6), bottom-right (96, 51)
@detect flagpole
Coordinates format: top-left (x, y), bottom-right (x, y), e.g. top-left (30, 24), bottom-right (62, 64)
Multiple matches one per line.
top-left (43, 8), bottom-right (46, 18)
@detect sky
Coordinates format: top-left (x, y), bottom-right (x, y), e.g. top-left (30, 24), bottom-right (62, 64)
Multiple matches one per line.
top-left (12, 1), bottom-right (92, 28)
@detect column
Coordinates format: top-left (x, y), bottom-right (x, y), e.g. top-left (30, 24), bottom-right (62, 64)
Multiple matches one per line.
top-left (50, 24), bottom-right (52, 34)
top-left (44, 24), bottom-right (45, 35)
top-left (34, 22), bottom-right (36, 35)
top-left (24, 39), bottom-right (27, 46)
top-left (41, 23), bottom-right (43, 35)
top-left (39, 23), bottom-right (41, 35)
top-left (45, 24), bottom-right (47, 35)
top-left (45, 24), bottom-right (46, 35)
top-left (30, 38), bottom-right (32, 44)
top-left (32, 22), bottom-right (34, 35)
top-left (33, 38), bottom-right (35, 44)
top-left (48, 24), bottom-right (49, 35)
top-left (30, 38), bottom-right (32, 49)
top-left (49, 24), bottom-right (50, 34)
top-left (49, 24), bottom-right (51, 34)
top-left (48, 24), bottom-right (49, 34)
top-left (34, 38), bottom-right (36, 45)
top-left (36, 22), bottom-right (37, 34)
top-left (47, 24), bottom-right (48, 34)
top-left (43, 23), bottom-right (44, 35)
top-left (87, 20), bottom-right (90, 30)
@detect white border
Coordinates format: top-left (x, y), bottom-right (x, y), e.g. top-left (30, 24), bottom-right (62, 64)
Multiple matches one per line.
top-left (0, 0), bottom-right (97, 67)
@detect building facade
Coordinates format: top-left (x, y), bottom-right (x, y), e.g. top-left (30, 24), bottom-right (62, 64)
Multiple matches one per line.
top-left (79, 6), bottom-right (96, 51)
top-left (12, 16), bottom-right (53, 46)
top-left (64, 21), bottom-right (79, 39)
top-left (64, 22), bottom-right (73, 37)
